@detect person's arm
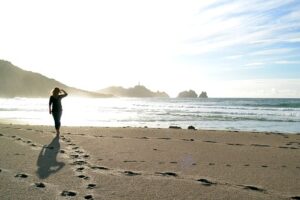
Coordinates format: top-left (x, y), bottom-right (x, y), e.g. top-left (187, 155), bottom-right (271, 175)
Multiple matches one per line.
top-left (49, 97), bottom-right (52, 114)
top-left (60, 89), bottom-right (68, 98)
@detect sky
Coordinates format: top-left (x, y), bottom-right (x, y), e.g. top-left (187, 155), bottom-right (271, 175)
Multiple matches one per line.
top-left (0, 0), bottom-right (300, 97)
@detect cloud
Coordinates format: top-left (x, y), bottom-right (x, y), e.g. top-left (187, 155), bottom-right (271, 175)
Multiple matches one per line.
top-left (208, 79), bottom-right (300, 98)
top-left (179, 0), bottom-right (300, 58)
top-left (225, 55), bottom-right (244, 60)
top-left (250, 48), bottom-right (295, 56)
top-left (243, 62), bottom-right (265, 66)
top-left (274, 60), bottom-right (300, 64)
top-left (0, 0), bottom-right (299, 97)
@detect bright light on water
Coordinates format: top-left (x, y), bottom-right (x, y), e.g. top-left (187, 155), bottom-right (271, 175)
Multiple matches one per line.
top-left (0, 97), bottom-right (300, 133)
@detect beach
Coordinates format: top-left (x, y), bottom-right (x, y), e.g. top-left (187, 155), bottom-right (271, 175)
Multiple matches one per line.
top-left (0, 124), bottom-right (299, 200)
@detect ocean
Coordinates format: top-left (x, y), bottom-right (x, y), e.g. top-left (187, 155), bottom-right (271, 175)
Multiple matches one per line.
top-left (0, 97), bottom-right (299, 133)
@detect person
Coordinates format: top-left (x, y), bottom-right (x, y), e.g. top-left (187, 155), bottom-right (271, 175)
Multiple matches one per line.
top-left (49, 88), bottom-right (68, 135)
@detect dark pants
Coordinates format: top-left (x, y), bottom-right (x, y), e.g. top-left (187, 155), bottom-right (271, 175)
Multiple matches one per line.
top-left (52, 110), bottom-right (62, 130)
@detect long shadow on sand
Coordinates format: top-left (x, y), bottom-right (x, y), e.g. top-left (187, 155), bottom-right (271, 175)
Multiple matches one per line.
top-left (36, 135), bottom-right (65, 179)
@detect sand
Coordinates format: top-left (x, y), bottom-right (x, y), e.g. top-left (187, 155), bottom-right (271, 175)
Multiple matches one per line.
top-left (0, 124), bottom-right (299, 200)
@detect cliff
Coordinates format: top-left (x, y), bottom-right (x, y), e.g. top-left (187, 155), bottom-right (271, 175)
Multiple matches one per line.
top-left (98, 85), bottom-right (169, 98)
top-left (0, 60), bottom-right (111, 98)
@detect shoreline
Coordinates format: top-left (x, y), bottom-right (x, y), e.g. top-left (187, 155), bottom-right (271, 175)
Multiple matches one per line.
top-left (0, 124), bottom-right (299, 199)
top-left (1, 122), bottom-right (299, 135)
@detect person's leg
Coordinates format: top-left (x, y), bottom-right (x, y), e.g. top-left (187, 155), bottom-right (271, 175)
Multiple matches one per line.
top-left (52, 111), bottom-right (61, 135)
top-left (57, 111), bottom-right (62, 134)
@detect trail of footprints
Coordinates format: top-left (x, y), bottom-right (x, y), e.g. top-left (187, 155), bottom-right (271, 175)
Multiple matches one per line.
top-left (59, 130), bottom-right (300, 170)
top-left (91, 132), bottom-right (300, 150)
top-left (0, 127), bottom-right (95, 199)
top-left (59, 131), bottom-right (300, 199)
top-left (60, 135), bottom-right (96, 199)
top-left (1, 126), bottom-right (300, 199)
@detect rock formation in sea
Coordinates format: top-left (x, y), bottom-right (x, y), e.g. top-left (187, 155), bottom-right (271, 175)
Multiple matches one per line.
top-left (199, 91), bottom-right (208, 98)
top-left (177, 90), bottom-right (198, 98)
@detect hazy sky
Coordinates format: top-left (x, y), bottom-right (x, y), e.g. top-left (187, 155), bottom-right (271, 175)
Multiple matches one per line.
top-left (1, 0), bottom-right (300, 97)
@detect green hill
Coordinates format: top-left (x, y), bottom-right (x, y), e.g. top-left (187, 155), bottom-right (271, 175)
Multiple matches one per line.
top-left (0, 60), bottom-right (111, 98)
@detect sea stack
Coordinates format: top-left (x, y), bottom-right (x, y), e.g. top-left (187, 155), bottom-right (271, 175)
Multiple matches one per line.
top-left (199, 91), bottom-right (208, 98)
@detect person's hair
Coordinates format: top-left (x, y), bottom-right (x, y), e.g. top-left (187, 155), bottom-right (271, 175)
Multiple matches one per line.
top-left (51, 87), bottom-right (60, 97)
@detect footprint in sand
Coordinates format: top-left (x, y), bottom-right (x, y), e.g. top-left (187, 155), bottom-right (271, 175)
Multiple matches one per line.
top-left (76, 167), bottom-right (85, 172)
top-left (112, 136), bottom-right (123, 138)
top-left (70, 154), bottom-right (80, 159)
top-left (124, 160), bottom-right (137, 163)
top-left (242, 185), bottom-right (265, 192)
top-left (197, 178), bottom-right (216, 186)
top-left (61, 191), bottom-right (77, 197)
top-left (137, 137), bottom-right (149, 140)
top-left (75, 150), bottom-right (84, 154)
top-left (251, 144), bottom-right (270, 147)
top-left (78, 175), bottom-right (90, 180)
top-left (34, 182), bottom-right (46, 188)
top-left (87, 183), bottom-right (96, 189)
top-left (14, 153), bottom-right (25, 156)
top-left (90, 166), bottom-right (109, 170)
top-left (156, 172), bottom-right (178, 177)
top-left (72, 160), bottom-right (87, 165)
top-left (84, 195), bottom-right (94, 199)
top-left (15, 173), bottom-right (28, 178)
top-left (123, 171), bottom-right (141, 176)
top-left (227, 143), bottom-right (244, 146)
top-left (158, 137), bottom-right (171, 140)
top-left (279, 146), bottom-right (289, 149)
top-left (182, 139), bottom-right (194, 141)
top-left (204, 140), bottom-right (217, 143)
top-left (235, 143), bottom-right (244, 146)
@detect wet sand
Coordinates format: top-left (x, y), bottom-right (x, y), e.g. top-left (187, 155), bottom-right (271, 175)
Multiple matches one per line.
top-left (0, 124), bottom-right (299, 199)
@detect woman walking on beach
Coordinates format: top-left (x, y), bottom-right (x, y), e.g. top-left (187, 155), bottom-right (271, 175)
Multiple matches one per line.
top-left (49, 88), bottom-right (68, 135)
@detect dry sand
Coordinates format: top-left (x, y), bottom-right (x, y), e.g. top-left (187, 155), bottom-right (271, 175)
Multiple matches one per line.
top-left (0, 124), bottom-right (299, 199)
